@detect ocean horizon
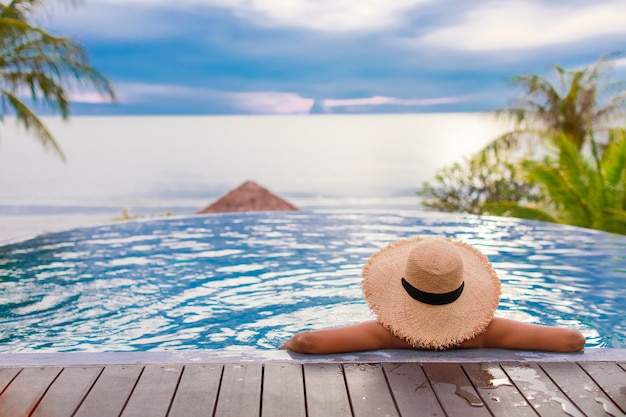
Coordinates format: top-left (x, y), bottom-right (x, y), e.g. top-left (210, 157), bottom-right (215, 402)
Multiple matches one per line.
top-left (0, 113), bottom-right (511, 206)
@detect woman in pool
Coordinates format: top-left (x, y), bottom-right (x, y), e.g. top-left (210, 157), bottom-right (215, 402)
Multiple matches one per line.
top-left (279, 237), bottom-right (585, 354)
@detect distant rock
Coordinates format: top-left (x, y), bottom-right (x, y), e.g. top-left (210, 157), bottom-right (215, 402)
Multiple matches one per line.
top-left (309, 99), bottom-right (329, 114)
top-left (197, 181), bottom-right (299, 214)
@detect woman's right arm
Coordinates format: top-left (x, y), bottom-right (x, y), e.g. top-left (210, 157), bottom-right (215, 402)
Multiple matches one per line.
top-left (279, 321), bottom-right (414, 354)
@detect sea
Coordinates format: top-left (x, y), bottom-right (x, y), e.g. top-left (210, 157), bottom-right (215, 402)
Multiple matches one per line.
top-left (0, 113), bottom-right (511, 241)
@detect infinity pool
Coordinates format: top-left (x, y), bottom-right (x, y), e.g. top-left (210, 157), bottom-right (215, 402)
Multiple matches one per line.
top-left (1, 209), bottom-right (625, 352)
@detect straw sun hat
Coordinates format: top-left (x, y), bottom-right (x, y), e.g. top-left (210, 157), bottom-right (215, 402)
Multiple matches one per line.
top-left (362, 236), bottom-right (501, 350)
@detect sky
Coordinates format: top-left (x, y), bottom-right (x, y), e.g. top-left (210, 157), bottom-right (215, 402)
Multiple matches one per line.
top-left (35, 0), bottom-right (626, 115)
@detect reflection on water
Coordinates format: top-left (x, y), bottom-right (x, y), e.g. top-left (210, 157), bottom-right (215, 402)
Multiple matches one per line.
top-left (0, 209), bottom-right (625, 352)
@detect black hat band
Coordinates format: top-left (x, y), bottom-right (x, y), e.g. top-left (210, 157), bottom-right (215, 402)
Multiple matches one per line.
top-left (401, 277), bottom-right (465, 305)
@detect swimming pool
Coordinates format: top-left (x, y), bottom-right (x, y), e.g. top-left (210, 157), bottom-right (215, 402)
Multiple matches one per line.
top-left (1, 209), bottom-right (625, 352)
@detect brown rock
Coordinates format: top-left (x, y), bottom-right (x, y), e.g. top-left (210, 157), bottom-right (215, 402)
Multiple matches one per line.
top-left (197, 181), bottom-right (299, 214)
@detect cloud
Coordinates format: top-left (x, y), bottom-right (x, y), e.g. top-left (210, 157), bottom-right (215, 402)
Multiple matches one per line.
top-left (43, 3), bottom-right (180, 40)
top-left (67, 91), bottom-right (114, 104)
top-left (417, 0), bottom-right (626, 51)
top-left (102, 82), bottom-right (480, 114)
top-left (221, 91), bottom-right (313, 114)
top-left (39, 0), bottom-right (626, 115)
top-left (115, 82), bottom-right (313, 114)
top-left (323, 95), bottom-right (472, 108)
top-left (195, 0), bottom-right (428, 31)
top-left (613, 58), bottom-right (626, 68)
top-left (206, 0), bottom-right (435, 32)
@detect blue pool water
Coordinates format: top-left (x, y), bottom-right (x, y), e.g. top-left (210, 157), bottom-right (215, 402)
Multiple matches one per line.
top-left (1, 209), bottom-right (625, 352)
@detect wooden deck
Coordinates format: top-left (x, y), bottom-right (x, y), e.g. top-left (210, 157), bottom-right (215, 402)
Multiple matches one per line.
top-left (1, 360), bottom-right (625, 417)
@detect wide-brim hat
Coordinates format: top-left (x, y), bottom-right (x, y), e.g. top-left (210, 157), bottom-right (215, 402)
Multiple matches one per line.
top-left (362, 236), bottom-right (501, 350)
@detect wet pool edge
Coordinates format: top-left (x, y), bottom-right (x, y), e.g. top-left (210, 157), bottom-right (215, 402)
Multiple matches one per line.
top-left (2, 348), bottom-right (625, 366)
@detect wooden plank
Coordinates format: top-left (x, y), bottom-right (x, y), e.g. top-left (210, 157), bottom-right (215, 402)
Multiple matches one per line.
top-left (541, 362), bottom-right (624, 417)
top-left (73, 365), bottom-right (143, 417)
top-left (214, 363), bottom-right (262, 417)
top-left (168, 364), bottom-right (223, 417)
top-left (303, 363), bottom-right (352, 417)
top-left (121, 364), bottom-right (183, 417)
top-left (383, 363), bottom-right (446, 417)
top-left (579, 361), bottom-right (626, 413)
top-left (262, 363), bottom-right (306, 417)
top-left (0, 368), bottom-right (21, 394)
top-left (502, 362), bottom-right (585, 417)
top-left (343, 363), bottom-right (398, 417)
top-left (346, 364), bottom-right (397, 416)
top-left (0, 366), bottom-right (61, 417)
top-left (463, 363), bottom-right (536, 417)
top-left (422, 362), bottom-right (490, 417)
top-left (31, 366), bottom-right (102, 417)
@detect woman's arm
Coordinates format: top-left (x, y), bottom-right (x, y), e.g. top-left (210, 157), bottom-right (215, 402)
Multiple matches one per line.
top-left (280, 318), bottom-right (586, 354)
top-left (279, 321), bottom-right (414, 354)
top-left (461, 317), bottom-right (586, 352)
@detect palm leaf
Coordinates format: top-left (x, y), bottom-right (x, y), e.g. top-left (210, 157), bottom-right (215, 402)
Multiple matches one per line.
top-left (481, 201), bottom-right (558, 223)
top-left (0, 2), bottom-right (115, 161)
top-left (0, 87), bottom-right (66, 161)
top-left (525, 156), bottom-right (593, 227)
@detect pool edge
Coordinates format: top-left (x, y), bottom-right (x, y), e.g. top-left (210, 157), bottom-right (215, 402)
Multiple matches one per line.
top-left (2, 348), bottom-right (625, 366)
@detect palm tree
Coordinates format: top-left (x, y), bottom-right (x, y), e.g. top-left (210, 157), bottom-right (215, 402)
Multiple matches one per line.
top-left (0, 0), bottom-right (115, 162)
top-left (484, 56), bottom-right (626, 158)
top-left (418, 56), bottom-right (626, 218)
top-left (484, 131), bottom-right (626, 235)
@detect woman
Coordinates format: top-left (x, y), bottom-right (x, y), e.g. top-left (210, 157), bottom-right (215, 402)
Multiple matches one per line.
top-left (280, 237), bottom-right (585, 354)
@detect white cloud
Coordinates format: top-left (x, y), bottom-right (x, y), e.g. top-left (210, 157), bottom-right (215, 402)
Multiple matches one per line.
top-left (116, 83), bottom-right (201, 101)
top-left (418, 1), bottom-right (626, 51)
top-left (43, 3), bottom-right (179, 40)
top-left (213, 0), bottom-right (434, 32)
top-left (114, 82), bottom-right (474, 114)
top-left (56, 0), bottom-right (434, 35)
top-left (613, 58), bottom-right (626, 68)
top-left (222, 90), bottom-right (313, 114)
top-left (67, 91), bottom-right (114, 104)
top-left (324, 95), bottom-right (472, 108)
top-left (115, 82), bottom-right (313, 114)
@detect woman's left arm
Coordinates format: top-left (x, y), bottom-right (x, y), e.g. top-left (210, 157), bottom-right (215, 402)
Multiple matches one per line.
top-left (462, 317), bottom-right (586, 352)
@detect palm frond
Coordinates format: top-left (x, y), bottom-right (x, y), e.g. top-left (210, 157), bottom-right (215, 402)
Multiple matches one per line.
top-left (0, 87), bottom-right (66, 161)
top-left (525, 156), bottom-right (593, 227)
top-left (481, 201), bottom-right (558, 223)
top-left (0, 2), bottom-right (115, 162)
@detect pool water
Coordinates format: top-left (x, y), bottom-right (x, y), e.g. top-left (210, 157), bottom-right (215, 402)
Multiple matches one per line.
top-left (1, 209), bottom-right (625, 352)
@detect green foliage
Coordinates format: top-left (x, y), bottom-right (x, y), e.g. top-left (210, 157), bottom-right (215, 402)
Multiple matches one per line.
top-left (480, 201), bottom-right (558, 223)
top-left (486, 55), bottom-right (626, 157)
top-left (0, 0), bottom-right (116, 161)
top-left (486, 132), bottom-right (626, 235)
top-left (419, 55), bottom-right (626, 234)
top-left (417, 147), bottom-right (543, 214)
top-left (112, 208), bottom-right (174, 222)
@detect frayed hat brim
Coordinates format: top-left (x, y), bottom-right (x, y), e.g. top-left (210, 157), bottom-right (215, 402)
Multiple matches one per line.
top-left (362, 237), bottom-right (501, 350)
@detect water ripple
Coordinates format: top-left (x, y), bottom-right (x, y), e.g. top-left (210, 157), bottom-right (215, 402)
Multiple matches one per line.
top-left (0, 209), bottom-right (625, 352)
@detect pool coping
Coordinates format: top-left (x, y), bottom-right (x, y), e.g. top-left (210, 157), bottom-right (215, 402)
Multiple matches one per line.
top-left (2, 348), bottom-right (625, 366)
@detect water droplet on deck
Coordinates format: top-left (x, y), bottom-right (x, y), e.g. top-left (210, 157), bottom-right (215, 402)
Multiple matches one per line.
top-left (455, 387), bottom-right (484, 407)
top-left (505, 365), bottom-right (585, 417)
top-left (595, 397), bottom-right (626, 417)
